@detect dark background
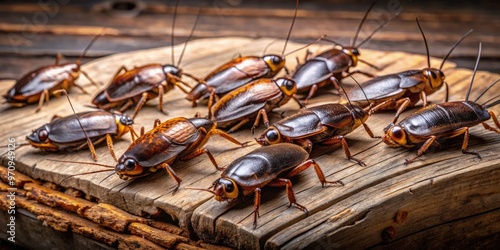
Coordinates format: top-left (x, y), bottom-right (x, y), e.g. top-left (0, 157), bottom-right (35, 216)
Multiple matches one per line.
top-left (1, 0), bottom-right (499, 80)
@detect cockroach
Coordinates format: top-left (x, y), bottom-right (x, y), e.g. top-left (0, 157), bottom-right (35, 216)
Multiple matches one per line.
top-left (342, 18), bottom-right (473, 124)
top-left (27, 90), bottom-right (136, 161)
top-left (53, 116), bottom-right (248, 193)
top-left (185, 0), bottom-right (303, 107)
top-left (383, 43), bottom-right (500, 164)
top-left (28, 111), bottom-right (135, 161)
top-left (3, 30), bottom-right (104, 112)
top-left (187, 143), bottom-right (343, 228)
top-left (208, 77), bottom-right (302, 133)
top-left (255, 104), bottom-right (377, 166)
top-left (256, 79), bottom-right (378, 165)
top-left (92, 2), bottom-right (202, 119)
top-left (290, 1), bottom-right (391, 103)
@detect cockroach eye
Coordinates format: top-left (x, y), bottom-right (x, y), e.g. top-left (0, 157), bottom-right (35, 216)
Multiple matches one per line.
top-left (120, 115), bottom-right (134, 125)
top-left (272, 56), bottom-right (282, 65)
top-left (124, 159), bottom-right (136, 170)
top-left (225, 182), bottom-right (234, 192)
top-left (38, 129), bottom-right (48, 141)
top-left (391, 126), bottom-right (404, 140)
top-left (265, 129), bottom-right (280, 143)
top-left (284, 80), bottom-right (295, 90)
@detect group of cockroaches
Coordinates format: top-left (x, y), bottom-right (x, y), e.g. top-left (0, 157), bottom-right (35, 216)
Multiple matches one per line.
top-left (3, 0), bottom-right (500, 228)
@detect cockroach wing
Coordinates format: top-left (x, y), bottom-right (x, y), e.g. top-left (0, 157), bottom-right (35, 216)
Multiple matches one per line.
top-left (122, 132), bottom-right (187, 167)
top-left (48, 111), bottom-right (117, 143)
top-left (105, 65), bottom-right (165, 101)
top-left (310, 104), bottom-right (355, 129)
top-left (223, 144), bottom-right (309, 187)
top-left (211, 80), bottom-right (281, 124)
top-left (348, 73), bottom-right (408, 102)
top-left (401, 101), bottom-right (491, 137)
top-left (210, 58), bottom-right (272, 95)
top-left (293, 60), bottom-right (332, 90)
top-left (274, 110), bottom-right (324, 138)
top-left (156, 118), bottom-right (201, 146)
top-left (398, 70), bottom-right (426, 89)
top-left (13, 64), bottom-right (76, 97)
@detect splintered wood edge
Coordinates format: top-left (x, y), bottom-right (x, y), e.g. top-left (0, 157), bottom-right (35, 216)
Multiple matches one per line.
top-left (0, 37), bottom-right (499, 249)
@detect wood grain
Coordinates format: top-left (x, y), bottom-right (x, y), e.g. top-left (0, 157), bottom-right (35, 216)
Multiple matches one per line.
top-left (1, 37), bottom-right (499, 249)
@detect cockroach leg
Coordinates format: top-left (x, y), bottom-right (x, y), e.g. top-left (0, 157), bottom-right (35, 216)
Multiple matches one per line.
top-left (154, 118), bottom-right (162, 128)
top-left (419, 91), bottom-right (428, 107)
top-left (111, 66), bottom-right (129, 80)
top-left (321, 135), bottom-right (365, 166)
top-left (209, 128), bottom-right (249, 147)
top-left (75, 137), bottom-right (99, 161)
top-left (251, 188), bottom-right (262, 228)
top-left (268, 178), bottom-right (308, 214)
top-left (179, 148), bottom-right (222, 171)
top-left (372, 97), bottom-right (412, 124)
top-left (405, 135), bottom-right (437, 165)
top-left (132, 92), bottom-right (149, 119)
top-left (251, 109), bottom-right (270, 134)
top-left (285, 159), bottom-right (344, 187)
top-left (35, 89), bottom-right (50, 113)
top-left (119, 100), bottom-right (134, 113)
top-left (461, 127), bottom-right (481, 159)
top-left (304, 84), bottom-right (318, 105)
top-left (158, 84), bottom-right (165, 114)
top-left (105, 134), bottom-right (118, 162)
top-left (81, 70), bottom-right (100, 88)
top-left (361, 121), bottom-right (380, 138)
top-left (159, 162), bottom-right (183, 194)
top-left (227, 118), bottom-right (250, 134)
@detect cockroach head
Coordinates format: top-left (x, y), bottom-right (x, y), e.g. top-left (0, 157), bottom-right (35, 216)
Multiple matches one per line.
top-left (276, 78), bottom-right (297, 97)
top-left (383, 124), bottom-right (408, 147)
top-left (255, 128), bottom-right (282, 146)
top-left (213, 178), bottom-right (239, 201)
top-left (162, 64), bottom-right (182, 77)
top-left (263, 54), bottom-right (285, 74)
top-left (422, 68), bottom-right (445, 90)
top-left (115, 157), bottom-right (146, 177)
top-left (114, 113), bottom-right (134, 126)
top-left (341, 46), bottom-right (360, 67)
top-left (27, 125), bottom-right (50, 143)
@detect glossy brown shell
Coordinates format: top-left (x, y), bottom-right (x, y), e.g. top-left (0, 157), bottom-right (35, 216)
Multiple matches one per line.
top-left (210, 79), bottom-right (282, 124)
top-left (119, 117), bottom-right (199, 167)
top-left (400, 101), bottom-right (490, 138)
top-left (222, 144), bottom-right (309, 191)
top-left (186, 56), bottom-right (275, 101)
top-left (4, 63), bottom-right (78, 103)
top-left (104, 64), bottom-right (167, 101)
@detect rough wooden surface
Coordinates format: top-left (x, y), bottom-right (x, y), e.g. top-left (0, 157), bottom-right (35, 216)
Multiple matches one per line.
top-left (1, 37), bottom-right (499, 249)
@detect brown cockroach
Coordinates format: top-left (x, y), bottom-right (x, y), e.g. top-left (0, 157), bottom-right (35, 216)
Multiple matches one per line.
top-left (27, 90), bottom-right (136, 161)
top-left (52, 116), bottom-right (248, 193)
top-left (383, 43), bottom-right (500, 164)
top-left (187, 143), bottom-right (343, 228)
top-left (3, 30), bottom-right (104, 112)
top-left (208, 77), bottom-right (302, 133)
top-left (92, 2), bottom-right (202, 119)
top-left (255, 79), bottom-right (378, 166)
top-left (342, 18), bottom-right (472, 124)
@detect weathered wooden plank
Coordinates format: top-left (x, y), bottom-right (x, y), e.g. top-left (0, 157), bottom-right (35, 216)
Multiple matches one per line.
top-left (1, 37), bottom-right (499, 249)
